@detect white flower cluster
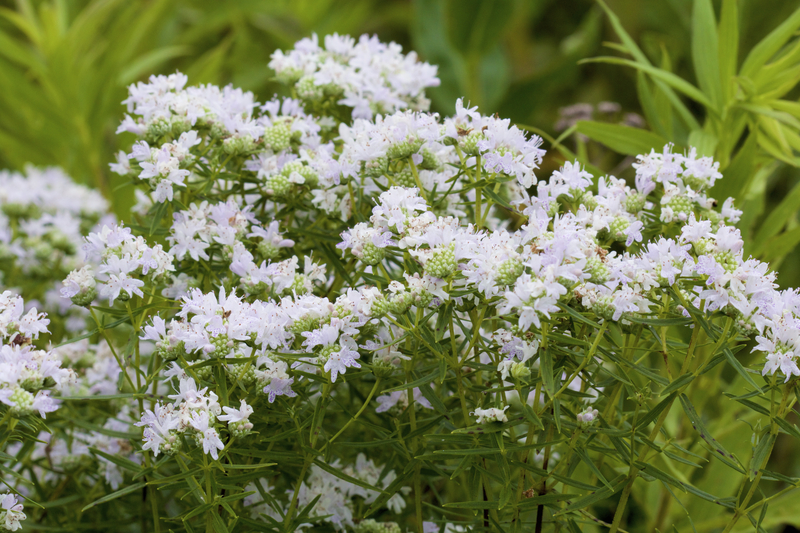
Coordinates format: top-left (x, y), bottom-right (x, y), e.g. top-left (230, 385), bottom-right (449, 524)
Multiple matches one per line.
top-left (269, 33), bottom-right (440, 119)
top-left (0, 493), bottom-right (24, 531)
top-left (673, 219), bottom-right (800, 382)
top-left (0, 166), bottom-right (111, 331)
top-left (472, 406), bottom-right (509, 424)
top-left (139, 283), bottom-right (389, 402)
top-left (136, 376), bottom-right (253, 459)
top-left (335, 101), bottom-right (545, 199)
top-left (71, 223), bottom-right (174, 305)
top-left (127, 131), bottom-right (201, 202)
top-left (0, 292), bottom-right (72, 418)
top-left (114, 72), bottom-right (333, 205)
top-left (633, 144), bottom-right (734, 223)
top-left (117, 72), bottom-right (259, 143)
top-left (167, 200), bottom-right (303, 295)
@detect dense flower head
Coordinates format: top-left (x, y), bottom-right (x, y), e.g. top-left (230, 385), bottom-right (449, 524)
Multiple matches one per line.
top-left (269, 33), bottom-right (440, 119)
top-left (0, 294), bottom-right (71, 419)
top-left (0, 167), bottom-right (112, 333)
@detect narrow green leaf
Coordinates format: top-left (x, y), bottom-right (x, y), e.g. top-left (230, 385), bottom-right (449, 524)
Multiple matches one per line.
top-left (540, 345), bottom-right (555, 398)
top-left (732, 398), bottom-right (770, 416)
top-left (417, 382), bottom-right (449, 419)
top-left (740, 6), bottom-right (800, 78)
top-left (679, 393), bottom-right (739, 465)
top-left (634, 461), bottom-right (685, 491)
top-left (722, 346), bottom-right (760, 391)
top-left (147, 467), bottom-right (204, 486)
top-left (713, 132), bottom-right (756, 199)
top-left (211, 512), bottom-right (230, 533)
top-left (679, 481), bottom-right (735, 507)
top-left (319, 243), bottom-right (352, 285)
top-left (757, 124), bottom-right (800, 166)
top-left (581, 56), bottom-right (715, 111)
top-left (559, 475), bottom-right (627, 512)
top-left (739, 103), bottom-right (800, 131)
top-left (661, 375), bottom-right (694, 397)
top-left (692, 0), bottom-right (722, 109)
top-left (775, 417), bottom-right (800, 440)
top-left (89, 447), bottom-right (143, 475)
top-left (70, 418), bottom-right (139, 439)
top-left (637, 72), bottom-right (669, 139)
top-left (515, 492), bottom-right (576, 510)
top-left (574, 121), bottom-right (668, 156)
top-left (522, 404), bottom-right (544, 430)
top-left (149, 200), bottom-right (169, 235)
top-left (574, 446), bottom-right (611, 489)
top-left (82, 481), bottom-right (146, 511)
top-left (434, 302), bottom-right (453, 342)
top-left (664, 450), bottom-right (704, 468)
top-left (757, 502), bottom-right (769, 531)
top-left (384, 370), bottom-right (438, 393)
top-left (624, 315), bottom-right (692, 327)
top-left (718, 0), bottom-right (739, 104)
top-left (754, 178), bottom-right (800, 248)
top-left (482, 186), bottom-right (512, 210)
top-left (443, 500), bottom-right (500, 510)
top-left (558, 303), bottom-right (601, 329)
top-left (634, 395), bottom-right (677, 437)
top-left (750, 433), bottom-right (776, 481)
top-left (594, 0), bottom-right (655, 68)
top-left (312, 459), bottom-right (386, 495)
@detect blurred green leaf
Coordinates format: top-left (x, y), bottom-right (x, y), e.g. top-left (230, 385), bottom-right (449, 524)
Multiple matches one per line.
top-left (753, 176), bottom-right (800, 248)
top-left (718, 0), bottom-right (738, 104)
top-left (582, 56), bottom-right (715, 110)
top-left (575, 120), bottom-right (668, 156)
top-left (691, 0), bottom-right (722, 110)
top-left (740, 4), bottom-right (800, 78)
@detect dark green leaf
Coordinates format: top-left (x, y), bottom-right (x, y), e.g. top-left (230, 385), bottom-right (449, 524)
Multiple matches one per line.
top-left (82, 481), bottom-right (146, 511)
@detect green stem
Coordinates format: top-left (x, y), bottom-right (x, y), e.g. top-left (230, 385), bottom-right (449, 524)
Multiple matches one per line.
top-left (285, 382), bottom-right (332, 527)
top-left (283, 457), bottom-right (312, 530)
top-left (89, 307), bottom-right (137, 391)
top-left (0, 417), bottom-right (18, 450)
top-left (721, 381), bottom-right (793, 533)
top-left (408, 157), bottom-right (427, 202)
top-left (406, 367), bottom-right (424, 533)
top-left (322, 378), bottom-right (381, 450)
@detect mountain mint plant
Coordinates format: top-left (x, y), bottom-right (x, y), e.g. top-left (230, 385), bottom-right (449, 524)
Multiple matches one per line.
top-left (1, 33), bottom-right (798, 533)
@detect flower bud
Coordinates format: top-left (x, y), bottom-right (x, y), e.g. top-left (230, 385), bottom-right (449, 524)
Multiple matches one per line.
top-left (577, 408), bottom-right (599, 428)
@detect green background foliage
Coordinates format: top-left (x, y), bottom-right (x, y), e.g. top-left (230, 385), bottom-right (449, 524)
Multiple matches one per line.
top-left (3, 0), bottom-right (800, 530)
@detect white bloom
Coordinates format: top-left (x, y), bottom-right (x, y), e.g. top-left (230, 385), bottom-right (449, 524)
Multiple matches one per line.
top-left (471, 406), bottom-right (509, 424)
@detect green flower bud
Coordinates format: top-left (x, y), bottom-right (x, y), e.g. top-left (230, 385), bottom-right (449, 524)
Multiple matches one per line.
top-left (510, 361), bottom-right (531, 380)
top-left (296, 75), bottom-right (324, 101)
top-left (264, 124), bottom-right (292, 152)
top-left (360, 242), bottom-right (385, 266)
top-left (496, 259), bottom-right (524, 286)
top-left (386, 137), bottom-right (423, 160)
top-left (425, 244), bottom-right (456, 279)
